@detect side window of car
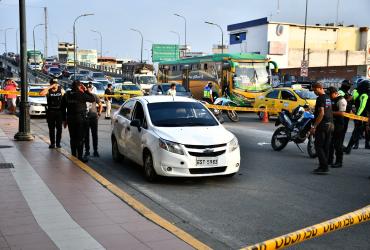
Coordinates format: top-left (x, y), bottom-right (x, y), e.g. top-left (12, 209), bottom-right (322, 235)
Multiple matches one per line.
top-left (132, 102), bottom-right (145, 126)
top-left (119, 100), bottom-right (135, 120)
top-left (281, 90), bottom-right (297, 101)
top-left (152, 85), bottom-right (157, 93)
top-left (158, 86), bottom-right (163, 92)
top-left (266, 90), bottom-right (279, 99)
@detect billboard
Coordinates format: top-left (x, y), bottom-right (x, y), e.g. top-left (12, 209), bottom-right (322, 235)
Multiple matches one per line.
top-left (152, 44), bottom-right (179, 62)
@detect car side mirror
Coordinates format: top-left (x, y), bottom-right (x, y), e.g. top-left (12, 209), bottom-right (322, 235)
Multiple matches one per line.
top-left (130, 119), bottom-right (141, 132)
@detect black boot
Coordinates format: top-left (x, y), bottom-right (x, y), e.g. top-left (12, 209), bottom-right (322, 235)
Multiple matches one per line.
top-left (331, 162), bottom-right (342, 168)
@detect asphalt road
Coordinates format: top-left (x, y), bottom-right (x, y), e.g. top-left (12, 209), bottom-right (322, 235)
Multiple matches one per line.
top-left (29, 111), bottom-right (370, 250)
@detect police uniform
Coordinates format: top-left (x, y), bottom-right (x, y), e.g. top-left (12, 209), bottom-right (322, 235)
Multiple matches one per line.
top-left (329, 95), bottom-right (347, 167)
top-left (203, 85), bottom-right (213, 103)
top-left (46, 86), bottom-right (63, 148)
top-left (61, 89), bottom-right (95, 161)
top-left (84, 94), bottom-right (101, 157)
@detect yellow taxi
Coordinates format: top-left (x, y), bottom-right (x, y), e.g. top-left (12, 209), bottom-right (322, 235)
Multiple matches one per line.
top-left (253, 85), bottom-right (317, 119)
top-left (113, 82), bottom-right (144, 102)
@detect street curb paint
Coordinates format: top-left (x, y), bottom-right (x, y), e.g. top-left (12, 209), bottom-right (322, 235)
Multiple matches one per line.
top-left (241, 205), bottom-right (370, 250)
top-left (37, 134), bottom-right (211, 250)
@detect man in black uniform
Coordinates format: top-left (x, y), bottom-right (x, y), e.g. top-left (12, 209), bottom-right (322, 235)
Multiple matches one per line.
top-left (310, 82), bottom-right (334, 174)
top-left (61, 80), bottom-right (95, 162)
top-left (84, 83), bottom-right (103, 158)
top-left (327, 87), bottom-right (347, 168)
top-left (40, 79), bottom-right (65, 148)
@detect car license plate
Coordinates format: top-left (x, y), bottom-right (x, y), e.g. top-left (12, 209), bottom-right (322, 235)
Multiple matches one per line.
top-left (196, 157), bottom-right (218, 167)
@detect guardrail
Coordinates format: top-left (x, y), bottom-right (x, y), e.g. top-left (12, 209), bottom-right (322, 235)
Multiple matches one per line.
top-left (77, 62), bottom-right (122, 77)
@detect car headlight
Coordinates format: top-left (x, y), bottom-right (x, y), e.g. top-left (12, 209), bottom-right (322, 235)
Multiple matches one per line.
top-left (228, 137), bottom-right (239, 152)
top-left (159, 139), bottom-right (184, 155)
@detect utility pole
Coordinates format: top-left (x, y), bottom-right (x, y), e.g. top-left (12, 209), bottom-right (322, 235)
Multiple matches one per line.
top-left (335, 0), bottom-right (340, 25)
top-left (44, 7), bottom-right (48, 58)
top-left (15, 0), bottom-right (34, 141)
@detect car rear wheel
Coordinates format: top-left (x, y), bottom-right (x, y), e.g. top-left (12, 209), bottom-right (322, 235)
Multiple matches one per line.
top-left (143, 151), bottom-right (158, 182)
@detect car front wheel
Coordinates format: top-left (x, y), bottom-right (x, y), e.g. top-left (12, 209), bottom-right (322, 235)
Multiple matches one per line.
top-left (143, 151), bottom-right (158, 182)
top-left (112, 136), bottom-right (123, 162)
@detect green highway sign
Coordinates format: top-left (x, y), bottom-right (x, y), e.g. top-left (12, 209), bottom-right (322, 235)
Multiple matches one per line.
top-left (152, 44), bottom-right (179, 62)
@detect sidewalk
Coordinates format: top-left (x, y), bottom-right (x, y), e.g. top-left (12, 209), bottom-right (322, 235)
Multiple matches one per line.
top-left (0, 114), bottom-right (194, 250)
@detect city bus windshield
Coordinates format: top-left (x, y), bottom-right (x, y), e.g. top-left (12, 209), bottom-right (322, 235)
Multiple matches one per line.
top-left (138, 76), bottom-right (157, 85)
top-left (233, 62), bottom-right (270, 92)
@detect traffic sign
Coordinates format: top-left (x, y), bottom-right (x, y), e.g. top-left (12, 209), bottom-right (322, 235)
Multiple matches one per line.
top-left (300, 60), bottom-right (309, 77)
top-left (152, 44), bottom-right (179, 62)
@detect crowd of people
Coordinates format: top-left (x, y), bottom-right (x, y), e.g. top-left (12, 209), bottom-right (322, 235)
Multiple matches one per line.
top-left (310, 79), bottom-right (370, 175)
top-left (40, 79), bottom-right (113, 162)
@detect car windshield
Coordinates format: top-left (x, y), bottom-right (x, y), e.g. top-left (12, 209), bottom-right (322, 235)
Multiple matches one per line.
top-left (29, 88), bottom-right (45, 98)
top-left (97, 80), bottom-right (109, 85)
top-left (114, 78), bottom-right (124, 83)
top-left (92, 72), bottom-right (105, 78)
top-left (148, 102), bottom-right (218, 127)
top-left (138, 76), bottom-right (157, 85)
top-left (234, 62), bottom-right (271, 92)
top-left (92, 83), bottom-right (105, 90)
top-left (49, 68), bottom-right (60, 72)
top-left (161, 85), bottom-right (187, 93)
top-left (122, 85), bottom-right (140, 91)
top-left (294, 90), bottom-right (317, 100)
top-left (79, 70), bottom-right (89, 75)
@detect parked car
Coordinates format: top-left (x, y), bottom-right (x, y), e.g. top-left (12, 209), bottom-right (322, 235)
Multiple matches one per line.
top-left (88, 72), bottom-right (107, 81)
top-left (112, 77), bottom-right (124, 84)
top-left (68, 74), bottom-right (88, 81)
top-left (28, 86), bottom-right (47, 116)
top-left (113, 82), bottom-right (143, 102)
top-left (28, 62), bottom-right (42, 71)
top-left (62, 66), bottom-right (76, 78)
top-left (79, 69), bottom-right (90, 76)
top-left (149, 83), bottom-right (192, 97)
top-left (47, 67), bottom-right (62, 78)
top-left (111, 96), bottom-right (240, 181)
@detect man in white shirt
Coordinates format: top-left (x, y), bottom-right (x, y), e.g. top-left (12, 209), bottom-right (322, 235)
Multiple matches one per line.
top-left (167, 83), bottom-right (176, 96)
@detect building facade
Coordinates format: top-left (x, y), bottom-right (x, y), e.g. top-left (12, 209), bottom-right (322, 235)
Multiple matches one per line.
top-left (78, 50), bottom-right (98, 65)
top-left (57, 42), bottom-right (75, 63)
top-left (228, 17), bottom-right (370, 83)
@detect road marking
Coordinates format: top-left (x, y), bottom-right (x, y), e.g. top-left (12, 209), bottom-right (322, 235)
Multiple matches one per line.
top-left (37, 134), bottom-right (211, 250)
top-left (0, 129), bottom-right (105, 250)
top-left (257, 142), bottom-right (271, 146)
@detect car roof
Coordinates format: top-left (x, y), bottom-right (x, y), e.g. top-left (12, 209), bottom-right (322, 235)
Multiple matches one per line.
top-left (133, 95), bottom-right (197, 104)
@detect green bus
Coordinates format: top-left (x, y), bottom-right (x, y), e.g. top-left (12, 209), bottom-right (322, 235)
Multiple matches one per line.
top-left (158, 53), bottom-right (278, 106)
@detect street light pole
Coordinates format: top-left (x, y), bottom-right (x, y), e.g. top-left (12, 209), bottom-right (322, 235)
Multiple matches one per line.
top-left (32, 23), bottom-right (44, 78)
top-left (205, 21), bottom-right (224, 54)
top-left (73, 13), bottom-right (94, 80)
top-left (15, 0), bottom-right (33, 141)
top-left (303, 0), bottom-right (308, 62)
top-left (91, 29), bottom-right (102, 58)
top-left (174, 13), bottom-right (187, 54)
top-left (130, 28), bottom-right (143, 63)
top-left (4, 28), bottom-right (14, 55)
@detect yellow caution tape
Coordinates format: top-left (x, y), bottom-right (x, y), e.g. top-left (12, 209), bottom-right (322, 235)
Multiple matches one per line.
top-left (242, 205), bottom-right (370, 250)
top-left (343, 113), bottom-right (369, 122)
top-left (206, 104), bottom-right (281, 113)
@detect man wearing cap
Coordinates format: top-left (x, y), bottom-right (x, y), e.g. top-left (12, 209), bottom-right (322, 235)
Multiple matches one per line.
top-left (40, 79), bottom-right (65, 148)
top-left (310, 82), bottom-right (334, 174)
top-left (84, 83), bottom-right (103, 158)
top-left (61, 80), bottom-right (95, 162)
top-left (327, 86), bottom-right (347, 168)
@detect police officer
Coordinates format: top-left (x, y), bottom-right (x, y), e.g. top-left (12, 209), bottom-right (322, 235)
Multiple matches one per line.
top-left (61, 80), bottom-right (95, 162)
top-left (310, 82), bottom-right (334, 174)
top-left (203, 82), bottom-right (214, 103)
top-left (40, 79), bottom-right (65, 148)
top-left (84, 83), bottom-right (103, 158)
top-left (327, 87), bottom-right (347, 168)
top-left (344, 79), bottom-right (370, 153)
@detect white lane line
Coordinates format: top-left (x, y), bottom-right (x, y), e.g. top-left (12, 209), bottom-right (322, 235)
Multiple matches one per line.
top-left (0, 128), bottom-right (105, 250)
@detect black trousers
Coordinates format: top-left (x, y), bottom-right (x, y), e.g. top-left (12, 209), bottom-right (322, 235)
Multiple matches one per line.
top-left (46, 110), bottom-right (62, 146)
top-left (314, 123), bottom-right (333, 170)
top-left (329, 123), bottom-right (344, 164)
top-left (67, 116), bottom-right (87, 159)
top-left (85, 116), bottom-right (98, 153)
top-left (346, 121), bottom-right (369, 150)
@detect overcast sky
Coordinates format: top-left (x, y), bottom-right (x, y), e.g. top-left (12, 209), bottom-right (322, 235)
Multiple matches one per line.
top-left (1, 0), bottom-right (369, 60)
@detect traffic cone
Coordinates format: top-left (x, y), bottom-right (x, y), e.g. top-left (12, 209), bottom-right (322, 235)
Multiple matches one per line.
top-left (262, 111), bottom-right (269, 123)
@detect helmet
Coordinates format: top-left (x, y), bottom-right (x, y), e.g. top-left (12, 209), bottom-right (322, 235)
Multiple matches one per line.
top-left (356, 79), bottom-right (370, 95)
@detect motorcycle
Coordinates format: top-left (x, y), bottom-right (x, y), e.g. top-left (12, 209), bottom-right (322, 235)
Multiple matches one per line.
top-left (214, 96), bottom-right (239, 122)
top-left (271, 105), bottom-right (317, 158)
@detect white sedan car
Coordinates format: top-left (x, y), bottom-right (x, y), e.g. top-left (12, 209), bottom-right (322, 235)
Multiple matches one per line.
top-left (111, 96), bottom-right (240, 181)
top-left (28, 87), bottom-right (47, 116)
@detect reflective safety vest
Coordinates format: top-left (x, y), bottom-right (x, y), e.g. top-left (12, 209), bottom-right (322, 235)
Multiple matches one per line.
top-left (203, 86), bottom-right (211, 99)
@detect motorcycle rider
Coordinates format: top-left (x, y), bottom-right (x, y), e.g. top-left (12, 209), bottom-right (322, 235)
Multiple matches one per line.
top-left (310, 82), bottom-right (334, 174)
top-left (344, 79), bottom-right (370, 153)
top-left (327, 87), bottom-right (347, 168)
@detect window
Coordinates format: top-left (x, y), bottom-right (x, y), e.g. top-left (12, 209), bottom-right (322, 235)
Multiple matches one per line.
top-left (281, 90), bottom-right (297, 101)
top-left (119, 100), bottom-right (135, 119)
top-left (132, 102), bottom-right (145, 126)
top-left (266, 90), bottom-right (279, 99)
